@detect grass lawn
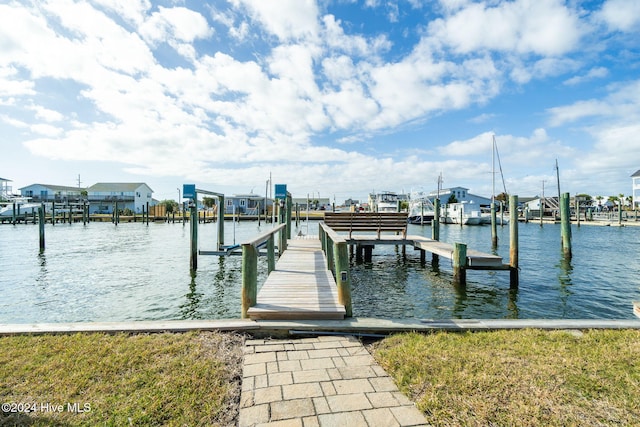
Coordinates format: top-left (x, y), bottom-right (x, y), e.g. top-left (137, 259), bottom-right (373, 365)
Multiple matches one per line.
top-left (0, 331), bottom-right (244, 426)
top-left (2, 328), bottom-right (639, 426)
top-left (370, 329), bottom-right (640, 426)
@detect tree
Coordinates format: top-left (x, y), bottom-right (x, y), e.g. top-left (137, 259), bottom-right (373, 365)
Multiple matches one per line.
top-left (159, 199), bottom-right (178, 213)
top-left (447, 194), bottom-right (457, 204)
top-left (495, 192), bottom-right (509, 203)
top-left (202, 197), bottom-right (216, 209)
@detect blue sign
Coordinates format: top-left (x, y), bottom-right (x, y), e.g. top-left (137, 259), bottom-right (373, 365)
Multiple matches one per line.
top-left (275, 184), bottom-right (287, 199)
top-left (183, 184), bottom-right (196, 199)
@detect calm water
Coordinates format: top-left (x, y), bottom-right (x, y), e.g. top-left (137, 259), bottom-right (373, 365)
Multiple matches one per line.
top-left (1, 220), bottom-right (639, 323)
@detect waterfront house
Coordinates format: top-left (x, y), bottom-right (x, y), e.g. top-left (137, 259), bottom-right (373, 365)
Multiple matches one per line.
top-left (224, 193), bottom-right (272, 215)
top-left (632, 170), bottom-right (640, 209)
top-left (427, 187), bottom-right (492, 207)
top-left (19, 183), bottom-right (84, 202)
top-left (86, 182), bottom-right (153, 214)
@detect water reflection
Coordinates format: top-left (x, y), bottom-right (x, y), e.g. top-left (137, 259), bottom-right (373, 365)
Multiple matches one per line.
top-left (180, 269), bottom-right (202, 319)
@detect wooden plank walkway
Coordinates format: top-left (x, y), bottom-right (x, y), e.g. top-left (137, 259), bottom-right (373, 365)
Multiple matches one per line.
top-left (348, 234), bottom-right (506, 268)
top-left (246, 238), bottom-right (346, 320)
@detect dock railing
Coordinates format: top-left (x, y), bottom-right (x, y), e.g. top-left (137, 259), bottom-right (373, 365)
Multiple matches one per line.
top-left (241, 223), bottom-right (286, 318)
top-left (319, 222), bottom-right (352, 317)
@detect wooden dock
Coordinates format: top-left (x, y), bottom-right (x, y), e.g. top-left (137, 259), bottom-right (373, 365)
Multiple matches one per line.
top-left (246, 238), bottom-right (346, 320)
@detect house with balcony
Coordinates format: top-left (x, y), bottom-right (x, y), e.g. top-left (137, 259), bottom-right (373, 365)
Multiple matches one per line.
top-left (19, 183), bottom-right (84, 202)
top-left (86, 183), bottom-right (153, 214)
top-left (632, 170), bottom-right (640, 209)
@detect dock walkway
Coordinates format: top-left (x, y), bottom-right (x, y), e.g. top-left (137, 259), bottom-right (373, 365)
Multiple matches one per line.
top-left (246, 238), bottom-right (346, 320)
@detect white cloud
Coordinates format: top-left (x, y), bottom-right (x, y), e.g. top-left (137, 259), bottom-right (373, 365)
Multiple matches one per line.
top-left (548, 80), bottom-right (640, 126)
top-left (139, 6), bottom-right (212, 45)
top-left (233, 0), bottom-right (320, 42)
top-left (29, 105), bottom-right (64, 122)
top-left (92, 0), bottom-right (151, 26)
top-left (599, 0), bottom-right (640, 32)
top-left (563, 67), bottom-right (609, 86)
top-left (428, 0), bottom-right (583, 56)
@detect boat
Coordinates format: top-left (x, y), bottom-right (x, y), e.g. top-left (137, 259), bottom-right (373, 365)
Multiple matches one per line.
top-left (408, 190), bottom-right (435, 224)
top-left (441, 201), bottom-right (483, 225)
top-left (370, 191), bottom-right (401, 213)
top-left (0, 198), bottom-right (45, 217)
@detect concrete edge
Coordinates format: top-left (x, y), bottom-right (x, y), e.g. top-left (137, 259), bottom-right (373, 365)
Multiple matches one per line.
top-left (1, 317), bottom-right (640, 337)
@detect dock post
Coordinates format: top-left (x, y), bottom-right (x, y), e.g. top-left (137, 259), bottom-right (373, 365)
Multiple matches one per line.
top-left (618, 200), bottom-right (623, 225)
top-left (38, 204), bottom-right (45, 251)
top-left (560, 192), bottom-right (572, 259)
top-left (432, 199), bottom-right (440, 264)
top-left (334, 241), bottom-right (352, 317)
top-left (432, 199), bottom-right (440, 241)
top-left (190, 205), bottom-right (198, 270)
top-left (12, 202), bottom-right (16, 225)
top-left (286, 194), bottom-right (292, 240)
top-left (491, 201), bottom-right (498, 247)
top-left (241, 243), bottom-right (258, 318)
top-left (509, 195), bottom-right (519, 288)
top-left (452, 242), bottom-right (467, 285)
top-left (267, 235), bottom-right (275, 273)
top-left (218, 195), bottom-right (225, 250)
top-left (576, 198), bottom-right (580, 227)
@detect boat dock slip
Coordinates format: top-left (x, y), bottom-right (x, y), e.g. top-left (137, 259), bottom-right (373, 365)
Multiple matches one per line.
top-left (246, 238), bottom-right (346, 320)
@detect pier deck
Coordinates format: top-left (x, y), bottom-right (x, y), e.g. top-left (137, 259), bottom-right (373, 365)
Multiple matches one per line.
top-left (348, 234), bottom-right (506, 269)
top-left (246, 238), bottom-right (346, 320)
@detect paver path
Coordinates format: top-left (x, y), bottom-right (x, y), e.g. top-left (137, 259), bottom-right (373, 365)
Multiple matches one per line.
top-left (239, 335), bottom-right (429, 426)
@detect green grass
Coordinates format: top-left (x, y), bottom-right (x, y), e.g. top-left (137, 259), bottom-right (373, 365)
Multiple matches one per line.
top-left (370, 329), bottom-right (640, 426)
top-left (0, 331), bottom-right (244, 426)
top-left (3, 328), bottom-right (639, 426)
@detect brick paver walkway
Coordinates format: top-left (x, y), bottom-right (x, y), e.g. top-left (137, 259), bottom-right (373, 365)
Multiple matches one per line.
top-left (239, 335), bottom-right (429, 426)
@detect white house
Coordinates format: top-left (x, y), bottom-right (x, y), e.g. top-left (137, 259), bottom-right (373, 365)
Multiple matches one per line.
top-left (86, 182), bottom-right (153, 214)
top-left (427, 187), bottom-right (492, 207)
top-left (19, 183), bottom-right (84, 202)
top-left (632, 170), bottom-right (640, 209)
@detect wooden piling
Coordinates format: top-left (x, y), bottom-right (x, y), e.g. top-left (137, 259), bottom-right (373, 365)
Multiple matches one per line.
top-left (509, 195), bottom-right (519, 288)
top-left (241, 243), bottom-right (258, 318)
top-left (560, 192), bottom-right (572, 259)
top-left (218, 196), bottom-right (225, 250)
top-left (38, 204), bottom-right (45, 251)
top-left (432, 198), bottom-right (440, 264)
top-left (452, 242), bottom-right (467, 285)
top-left (334, 240), bottom-right (352, 317)
top-left (267, 235), bottom-right (275, 273)
top-left (491, 201), bottom-right (498, 246)
top-left (190, 205), bottom-right (198, 270)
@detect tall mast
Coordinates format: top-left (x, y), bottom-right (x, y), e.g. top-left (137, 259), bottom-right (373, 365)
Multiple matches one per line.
top-left (492, 135), bottom-right (496, 203)
top-left (556, 159), bottom-right (561, 203)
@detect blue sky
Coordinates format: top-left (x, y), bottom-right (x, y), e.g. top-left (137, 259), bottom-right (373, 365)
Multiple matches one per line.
top-left (1, 0), bottom-right (639, 203)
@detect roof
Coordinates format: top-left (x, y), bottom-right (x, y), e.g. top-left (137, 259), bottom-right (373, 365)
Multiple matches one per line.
top-left (87, 183), bottom-right (153, 192)
top-left (19, 183), bottom-right (84, 192)
top-left (0, 177), bottom-right (12, 182)
top-left (632, 170), bottom-right (640, 177)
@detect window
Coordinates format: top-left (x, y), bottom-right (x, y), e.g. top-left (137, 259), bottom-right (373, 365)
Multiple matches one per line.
top-left (240, 199), bottom-right (246, 207)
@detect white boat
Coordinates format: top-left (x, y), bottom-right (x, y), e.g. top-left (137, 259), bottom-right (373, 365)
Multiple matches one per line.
top-left (371, 191), bottom-right (400, 212)
top-left (0, 198), bottom-right (45, 217)
top-left (408, 190), bottom-right (435, 224)
top-left (441, 201), bottom-right (483, 225)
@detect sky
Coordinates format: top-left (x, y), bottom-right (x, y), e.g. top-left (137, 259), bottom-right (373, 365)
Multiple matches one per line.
top-left (1, 0), bottom-right (639, 204)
